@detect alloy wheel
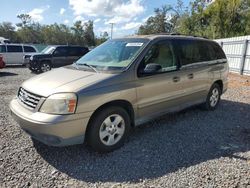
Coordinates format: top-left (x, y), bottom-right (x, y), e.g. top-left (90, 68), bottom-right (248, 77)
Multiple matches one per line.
top-left (99, 114), bottom-right (125, 146)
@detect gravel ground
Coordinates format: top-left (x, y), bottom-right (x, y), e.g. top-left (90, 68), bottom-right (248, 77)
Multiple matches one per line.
top-left (0, 67), bottom-right (250, 188)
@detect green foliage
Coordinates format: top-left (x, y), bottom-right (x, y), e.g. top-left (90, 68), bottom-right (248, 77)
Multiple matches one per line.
top-left (0, 22), bottom-right (19, 42)
top-left (95, 31), bottom-right (109, 46)
top-left (0, 14), bottom-right (106, 46)
top-left (138, 0), bottom-right (250, 39)
top-left (16, 14), bottom-right (32, 28)
top-left (138, 0), bottom-right (186, 35)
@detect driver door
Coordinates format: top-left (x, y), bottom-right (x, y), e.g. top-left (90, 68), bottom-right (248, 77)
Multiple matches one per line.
top-left (136, 40), bottom-right (186, 119)
top-left (52, 47), bottom-right (68, 67)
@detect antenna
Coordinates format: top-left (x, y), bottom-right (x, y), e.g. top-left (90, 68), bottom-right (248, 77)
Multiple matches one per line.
top-left (109, 23), bottom-right (115, 39)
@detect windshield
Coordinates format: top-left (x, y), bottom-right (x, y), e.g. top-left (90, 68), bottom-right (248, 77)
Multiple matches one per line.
top-left (41, 46), bottom-right (55, 54)
top-left (75, 39), bottom-right (148, 72)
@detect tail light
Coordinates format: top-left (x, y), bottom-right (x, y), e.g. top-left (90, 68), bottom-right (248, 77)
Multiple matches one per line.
top-left (0, 54), bottom-right (5, 68)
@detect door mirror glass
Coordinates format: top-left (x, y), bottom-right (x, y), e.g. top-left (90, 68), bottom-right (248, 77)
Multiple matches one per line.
top-left (144, 63), bottom-right (162, 73)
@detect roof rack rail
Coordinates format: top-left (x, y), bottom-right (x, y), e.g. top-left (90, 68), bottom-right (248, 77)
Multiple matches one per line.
top-left (170, 32), bottom-right (181, 35)
top-left (153, 33), bottom-right (170, 35)
top-left (192, 35), bottom-right (209, 39)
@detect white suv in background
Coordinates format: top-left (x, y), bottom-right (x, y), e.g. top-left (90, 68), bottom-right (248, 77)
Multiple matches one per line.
top-left (0, 44), bottom-right (38, 65)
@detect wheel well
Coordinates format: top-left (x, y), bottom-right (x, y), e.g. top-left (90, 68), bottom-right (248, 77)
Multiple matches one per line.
top-left (86, 100), bottom-right (135, 137)
top-left (214, 80), bottom-right (223, 92)
top-left (41, 60), bottom-right (51, 65)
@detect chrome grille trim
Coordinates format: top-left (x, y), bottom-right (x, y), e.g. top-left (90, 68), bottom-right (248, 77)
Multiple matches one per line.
top-left (18, 87), bottom-right (42, 110)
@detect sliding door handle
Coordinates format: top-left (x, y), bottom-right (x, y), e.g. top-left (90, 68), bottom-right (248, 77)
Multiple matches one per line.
top-left (187, 73), bottom-right (194, 79)
top-left (173, 76), bottom-right (180, 82)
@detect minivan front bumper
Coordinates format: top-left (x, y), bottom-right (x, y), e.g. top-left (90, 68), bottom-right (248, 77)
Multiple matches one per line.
top-left (10, 98), bottom-right (91, 146)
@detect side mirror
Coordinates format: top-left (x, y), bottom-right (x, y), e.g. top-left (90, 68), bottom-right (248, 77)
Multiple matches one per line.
top-left (144, 63), bottom-right (162, 74)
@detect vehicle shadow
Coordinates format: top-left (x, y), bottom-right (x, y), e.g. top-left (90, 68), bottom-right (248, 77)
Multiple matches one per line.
top-left (0, 72), bottom-right (18, 77)
top-left (34, 99), bottom-right (250, 183)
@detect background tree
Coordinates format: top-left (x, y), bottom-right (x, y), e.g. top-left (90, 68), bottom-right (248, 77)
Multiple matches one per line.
top-left (138, 0), bottom-right (250, 39)
top-left (138, 0), bottom-right (186, 35)
top-left (0, 22), bottom-right (19, 42)
top-left (83, 20), bottom-right (95, 46)
top-left (95, 31), bottom-right (109, 46)
top-left (16, 14), bottom-right (32, 28)
top-left (71, 21), bottom-right (85, 45)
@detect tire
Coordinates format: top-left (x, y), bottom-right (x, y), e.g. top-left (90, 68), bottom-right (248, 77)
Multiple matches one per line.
top-left (39, 62), bottom-right (51, 73)
top-left (29, 67), bottom-right (36, 72)
top-left (202, 83), bottom-right (221, 111)
top-left (87, 106), bottom-right (131, 152)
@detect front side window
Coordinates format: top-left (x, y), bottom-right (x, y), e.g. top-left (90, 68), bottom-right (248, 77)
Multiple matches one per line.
top-left (7, 45), bottom-right (23, 53)
top-left (53, 47), bottom-right (68, 56)
top-left (138, 41), bottom-right (177, 76)
top-left (75, 39), bottom-right (148, 72)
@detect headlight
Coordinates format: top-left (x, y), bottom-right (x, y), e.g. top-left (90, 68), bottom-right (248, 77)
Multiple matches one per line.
top-left (40, 93), bottom-right (77, 115)
top-left (30, 56), bottom-right (33, 61)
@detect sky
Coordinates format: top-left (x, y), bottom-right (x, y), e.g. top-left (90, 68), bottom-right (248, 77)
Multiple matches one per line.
top-left (0, 0), bottom-right (190, 38)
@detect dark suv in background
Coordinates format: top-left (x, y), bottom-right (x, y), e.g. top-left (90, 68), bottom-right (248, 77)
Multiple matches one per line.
top-left (24, 45), bottom-right (89, 73)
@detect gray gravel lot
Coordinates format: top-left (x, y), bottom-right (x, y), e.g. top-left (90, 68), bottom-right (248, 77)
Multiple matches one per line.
top-left (1, 67), bottom-right (250, 188)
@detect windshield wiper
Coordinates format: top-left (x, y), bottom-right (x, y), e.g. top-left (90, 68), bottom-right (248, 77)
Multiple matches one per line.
top-left (76, 63), bottom-right (98, 73)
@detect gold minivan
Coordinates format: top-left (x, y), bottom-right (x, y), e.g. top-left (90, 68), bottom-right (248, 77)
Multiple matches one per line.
top-left (10, 35), bottom-right (229, 152)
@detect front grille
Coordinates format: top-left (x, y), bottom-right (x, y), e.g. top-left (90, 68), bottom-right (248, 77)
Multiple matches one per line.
top-left (18, 87), bottom-right (41, 110)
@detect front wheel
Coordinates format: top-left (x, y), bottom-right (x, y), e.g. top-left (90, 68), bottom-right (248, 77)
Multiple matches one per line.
top-left (202, 83), bottom-right (221, 110)
top-left (87, 106), bottom-right (131, 152)
top-left (39, 62), bottom-right (51, 73)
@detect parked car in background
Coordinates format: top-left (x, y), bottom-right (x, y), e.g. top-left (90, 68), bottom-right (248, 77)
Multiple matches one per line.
top-left (24, 45), bottom-right (89, 73)
top-left (0, 55), bottom-right (5, 69)
top-left (10, 35), bottom-right (228, 152)
top-left (0, 44), bottom-right (38, 65)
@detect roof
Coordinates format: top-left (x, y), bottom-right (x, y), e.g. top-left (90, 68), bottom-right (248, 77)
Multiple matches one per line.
top-left (119, 34), bottom-right (210, 41)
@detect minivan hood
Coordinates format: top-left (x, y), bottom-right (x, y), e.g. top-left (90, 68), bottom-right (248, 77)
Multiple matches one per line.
top-left (22, 67), bottom-right (113, 97)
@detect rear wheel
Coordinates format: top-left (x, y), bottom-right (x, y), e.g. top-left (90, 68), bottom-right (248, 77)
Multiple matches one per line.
top-left (87, 106), bottom-right (131, 152)
top-left (39, 62), bottom-right (51, 73)
top-left (202, 83), bottom-right (221, 110)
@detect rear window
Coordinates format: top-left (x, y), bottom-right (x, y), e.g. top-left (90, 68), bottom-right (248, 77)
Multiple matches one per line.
top-left (7, 45), bottom-right (23, 53)
top-left (24, 46), bottom-right (36, 52)
top-left (0, 45), bottom-right (6, 53)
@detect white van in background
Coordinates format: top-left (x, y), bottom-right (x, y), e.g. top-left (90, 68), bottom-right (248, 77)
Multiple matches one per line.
top-left (0, 44), bottom-right (38, 65)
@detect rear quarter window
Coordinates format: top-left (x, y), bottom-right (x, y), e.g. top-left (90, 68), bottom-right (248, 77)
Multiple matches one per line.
top-left (24, 46), bottom-right (36, 52)
top-left (7, 45), bottom-right (23, 53)
top-left (210, 42), bottom-right (226, 59)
